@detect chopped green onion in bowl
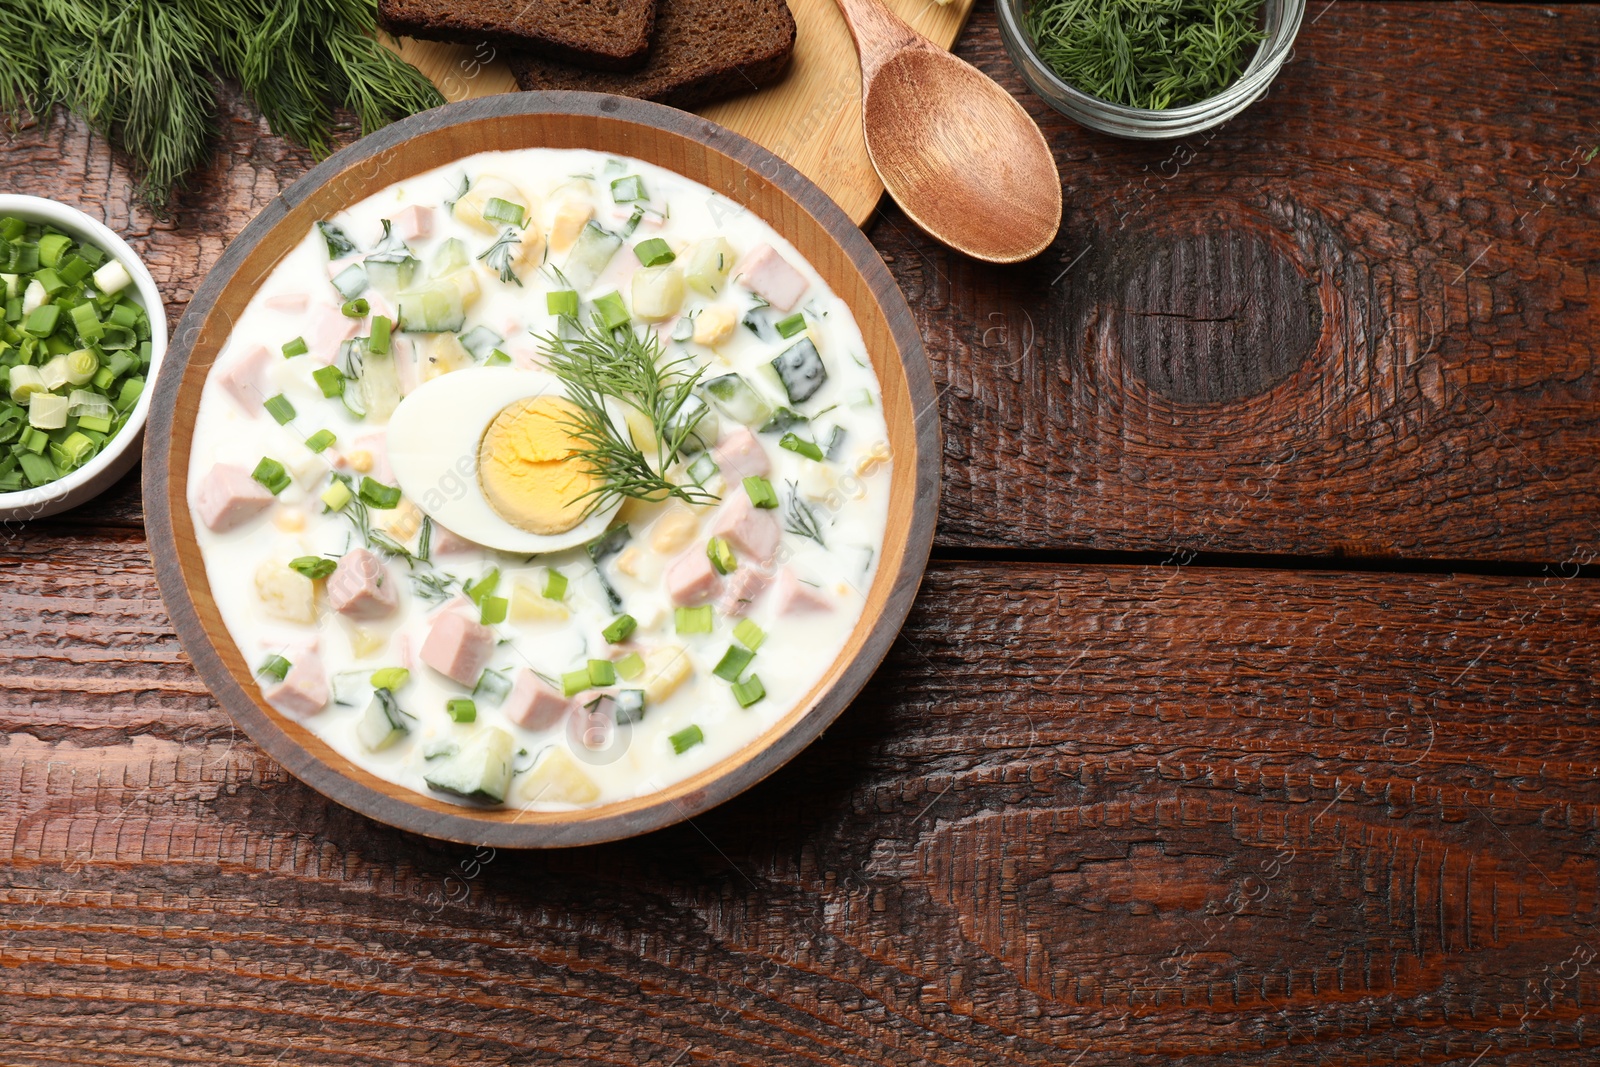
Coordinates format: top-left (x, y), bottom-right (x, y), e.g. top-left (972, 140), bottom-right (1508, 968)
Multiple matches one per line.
top-left (0, 197), bottom-right (163, 513)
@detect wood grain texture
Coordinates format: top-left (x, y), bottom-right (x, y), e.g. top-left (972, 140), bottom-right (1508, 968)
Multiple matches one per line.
top-left (4, 526), bottom-right (1600, 1064)
top-left (3, 5), bottom-right (1595, 565)
top-left (389, 0), bottom-right (979, 225)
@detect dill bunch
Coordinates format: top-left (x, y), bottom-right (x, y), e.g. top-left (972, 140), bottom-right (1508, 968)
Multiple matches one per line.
top-left (0, 0), bottom-right (444, 207)
top-left (1025, 0), bottom-right (1267, 111)
top-left (539, 317), bottom-right (720, 513)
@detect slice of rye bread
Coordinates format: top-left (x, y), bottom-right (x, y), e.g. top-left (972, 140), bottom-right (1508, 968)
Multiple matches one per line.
top-left (377, 0), bottom-right (657, 72)
top-left (507, 0), bottom-right (796, 110)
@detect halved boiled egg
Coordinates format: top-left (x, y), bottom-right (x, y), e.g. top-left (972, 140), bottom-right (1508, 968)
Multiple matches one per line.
top-left (386, 367), bottom-right (623, 554)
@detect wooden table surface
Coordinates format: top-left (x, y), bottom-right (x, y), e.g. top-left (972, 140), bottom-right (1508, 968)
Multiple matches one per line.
top-left (4, 3), bottom-right (1600, 1063)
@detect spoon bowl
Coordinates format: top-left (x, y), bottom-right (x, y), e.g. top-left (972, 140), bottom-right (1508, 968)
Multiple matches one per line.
top-left (836, 0), bottom-right (1062, 262)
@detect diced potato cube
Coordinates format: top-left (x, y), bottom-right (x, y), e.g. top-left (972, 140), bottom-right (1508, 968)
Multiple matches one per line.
top-left (548, 197), bottom-right (594, 255)
top-left (344, 621), bottom-right (387, 658)
top-left (519, 747), bottom-right (600, 805)
top-left (255, 561), bottom-right (316, 624)
top-left (509, 577), bottom-right (570, 622)
top-left (649, 506), bottom-right (700, 554)
top-left (375, 499), bottom-right (422, 542)
top-left (631, 265), bottom-right (685, 322)
top-left (692, 304), bottom-right (738, 347)
top-left (641, 645), bottom-right (693, 705)
top-left (513, 227), bottom-right (548, 275)
top-left (423, 332), bottom-right (473, 380)
top-left (453, 176), bottom-right (536, 234)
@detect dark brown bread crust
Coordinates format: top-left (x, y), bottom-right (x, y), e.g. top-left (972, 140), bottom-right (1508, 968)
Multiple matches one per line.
top-left (378, 0), bottom-right (656, 72)
top-left (506, 0), bottom-right (796, 110)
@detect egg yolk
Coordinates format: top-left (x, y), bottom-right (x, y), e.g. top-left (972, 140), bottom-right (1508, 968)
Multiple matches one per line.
top-left (478, 396), bottom-right (601, 535)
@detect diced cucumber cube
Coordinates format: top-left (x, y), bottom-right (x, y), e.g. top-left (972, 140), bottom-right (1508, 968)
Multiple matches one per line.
top-left (423, 727), bottom-right (515, 804)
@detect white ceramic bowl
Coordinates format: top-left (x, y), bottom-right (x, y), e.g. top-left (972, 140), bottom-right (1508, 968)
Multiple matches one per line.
top-left (0, 195), bottom-right (167, 522)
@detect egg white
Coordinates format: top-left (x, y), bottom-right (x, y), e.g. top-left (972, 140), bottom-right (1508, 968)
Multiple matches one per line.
top-left (385, 367), bottom-right (623, 554)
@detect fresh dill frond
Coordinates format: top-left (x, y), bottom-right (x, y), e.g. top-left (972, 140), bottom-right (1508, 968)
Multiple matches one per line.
top-left (1025, 0), bottom-right (1266, 111)
top-left (411, 570), bottom-right (460, 605)
top-left (478, 227), bottom-right (524, 287)
top-left (332, 475), bottom-right (418, 566)
top-left (783, 481), bottom-right (826, 547)
top-left (538, 316), bottom-right (721, 513)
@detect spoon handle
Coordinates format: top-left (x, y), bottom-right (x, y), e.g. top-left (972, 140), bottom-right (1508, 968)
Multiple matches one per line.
top-left (832, 0), bottom-right (925, 81)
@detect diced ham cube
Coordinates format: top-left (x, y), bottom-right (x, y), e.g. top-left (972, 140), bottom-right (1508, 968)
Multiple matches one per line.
top-left (502, 668), bottom-right (571, 731)
top-left (717, 566), bottom-right (772, 617)
top-left (773, 568), bottom-right (832, 615)
top-left (195, 462), bottom-right (275, 532)
top-left (265, 292), bottom-right (309, 313)
top-left (391, 204), bottom-right (433, 242)
top-left (326, 547), bottom-right (397, 620)
top-left (429, 524), bottom-right (482, 556)
top-left (419, 610), bottom-right (496, 686)
top-left (711, 491), bottom-right (781, 566)
top-left (666, 548), bottom-right (722, 606)
top-left (261, 649), bottom-right (329, 719)
top-left (712, 426), bottom-right (770, 479)
top-left (393, 337), bottom-right (419, 396)
top-left (568, 695), bottom-right (616, 751)
top-left (309, 303), bottom-right (360, 364)
top-left (737, 244), bottom-right (808, 312)
top-left (218, 344), bottom-right (273, 414)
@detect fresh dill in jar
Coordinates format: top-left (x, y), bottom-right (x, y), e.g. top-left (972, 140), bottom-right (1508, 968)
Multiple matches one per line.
top-left (1025, 0), bottom-right (1267, 111)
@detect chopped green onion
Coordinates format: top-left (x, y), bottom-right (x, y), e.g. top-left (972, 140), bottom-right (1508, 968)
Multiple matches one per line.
top-left (446, 698), bottom-right (478, 723)
top-left (17, 451), bottom-right (58, 485)
top-left (305, 428), bottom-right (336, 453)
top-left (341, 298), bottom-right (370, 318)
top-left (251, 457), bottom-right (291, 495)
top-left (289, 556), bottom-right (337, 580)
top-left (542, 568), bottom-right (568, 600)
top-left (780, 433), bottom-right (825, 461)
top-left (483, 197), bottom-right (526, 228)
top-left (59, 431), bottom-right (95, 468)
top-left (77, 414), bottom-right (112, 434)
top-left (733, 619), bottom-right (766, 651)
top-left (370, 667), bottom-right (410, 690)
top-left (588, 659), bottom-right (617, 687)
top-left (713, 645), bottom-right (755, 682)
top-left (258, 655), bottom-right (291, 681)
top-left (744, 476), bottom-right (779, 509)
top-left (731, 675), bottom-right (766, 708)
top-left (774, 312), bottom-right (807, 338)
top-left (116, 377), bottom-right (143, 411)
top-left (707, 536), bottom-right (737, 575)
top-left (480, 596), bottom-right (508, 625)
top-left (37, 233), bottom-right (70, 268)
top-left (546, 290), bottom-right (578, 317)
top-left (610, 175), bottom-right (647, 203)
top-left (465, 568), bottom-right (500, 605)
top-left (634, 238), bottom-right (675, 267)
top-left (615, 651), bottom-right (645, 680)
top-left (358, 476), bottom-right (401, 509)
top-left (669, 725), bottom-right (704, 754)
top-left (593, 290), bottom-right (629, 330)
top-left (675, 605), bottom-right (713, 635)
top-left (282, 336), bottom-right (309, 358)
top-left (321, 479), bottom-right (353, 511)
top-left (70, 302), bottom-right (103, 343)
top-left (311, 365), bottom-right (345, 398)
top-left (22, 304), bottom-right (59, 337)
top-left (484, 349), bottom-right (512, 366)
top-left (369, 316), bottom-right (391, 355)
top-left (263, 394), bottom-right (296, 425)
top-left (561, 668), bottom-right (591, 697)
top-left (602, 614), bottom-right (637, 643)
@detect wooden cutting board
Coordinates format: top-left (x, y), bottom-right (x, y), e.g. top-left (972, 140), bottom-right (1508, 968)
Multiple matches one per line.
top-left (389, 0), bottom-right (977, 226)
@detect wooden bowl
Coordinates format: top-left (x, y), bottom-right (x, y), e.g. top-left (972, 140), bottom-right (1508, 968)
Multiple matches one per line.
top-left (144, 92), bottom-right (940, 848)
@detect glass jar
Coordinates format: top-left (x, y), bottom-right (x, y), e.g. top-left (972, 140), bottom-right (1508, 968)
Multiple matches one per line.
top-left (996, 0), bottom-right (1306, 140)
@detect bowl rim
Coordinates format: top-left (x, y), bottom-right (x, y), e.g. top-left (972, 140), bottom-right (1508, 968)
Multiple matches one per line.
top-left (0, 194), bottom-right (168, 516)
top-left (143, 91), bottom-right (941, 848)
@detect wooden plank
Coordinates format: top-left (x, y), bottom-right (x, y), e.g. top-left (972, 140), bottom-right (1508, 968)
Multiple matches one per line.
top-left (3, 528), bottom-right (1600, 1063)
top-left (2, 5), bottom-right (1596, 567)
top-left (388, 0), bottom-right (980, 226)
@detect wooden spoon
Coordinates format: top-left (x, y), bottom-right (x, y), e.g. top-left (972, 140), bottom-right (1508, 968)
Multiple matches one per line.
top-left (834, 0), bottom-right (1062, 263)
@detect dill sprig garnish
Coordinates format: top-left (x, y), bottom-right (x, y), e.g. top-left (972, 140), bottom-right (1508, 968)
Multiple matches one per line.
top-left (0, 0), bottom-right (445, 207)
top-left (538, 316), bottom-right (720, 513)
top-left (411, 571), bottom-right (460, 605)
top-left (478, 227), bottom-right (524, 287)
top-left (783, 481), bottom-right (826, 547)
top-left (1025, 0), bottom-right (1266, 111)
